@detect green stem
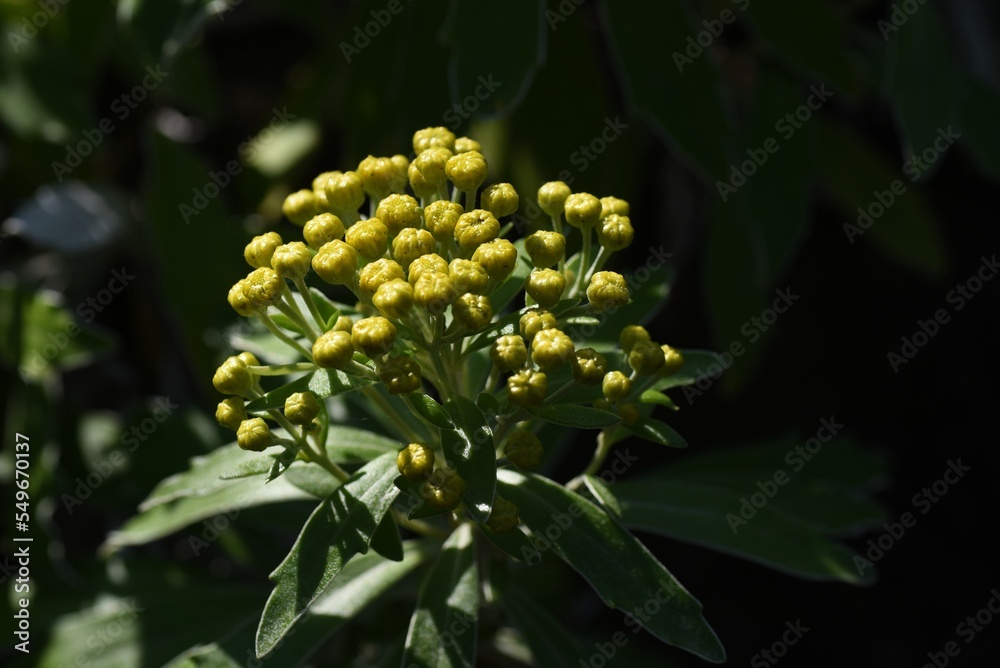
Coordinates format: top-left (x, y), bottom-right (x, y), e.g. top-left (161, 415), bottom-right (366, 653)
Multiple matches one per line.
top-left (293, 276), bottom-right (329, 332)
top-left (392, 509), bottom-right (450, 538)
top-left (247, 362), bottom-right (317, 376)
top-left (568, 429), bottom-right (612, 490)
top-left (586, 245), bottom-right (611, 279)
top-left (362, 386), bottom-right (424, 443)
top-left (276, 286), bottom-right (319, 341)
top-left (572, 226), bottom-right (593, 296)
top-left (269, 409), bottom-right (349, 481)
top-left (257, 313), bottom-right (313, 360)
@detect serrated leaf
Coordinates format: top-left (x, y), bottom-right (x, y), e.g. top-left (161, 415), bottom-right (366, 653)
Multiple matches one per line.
top-left (497, 470), bottom-right (725, 662)
top-left (401, 523), bottom-right (479, 668)
top-left (408, 392), bottom-right (454, 429)
top-left (536, 404), bottom-right (621, 429)
top-left (256, 452), bottom-right (400, 655)
top-left (442, 395), bottom-right (497, 522)
top-left (625, 419), bottom-right (688, 448)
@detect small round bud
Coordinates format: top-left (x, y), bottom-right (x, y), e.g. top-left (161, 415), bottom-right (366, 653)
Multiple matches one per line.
top-left (508, 369), bottom-right (547, 408)
top-left (312, 330), bottom-right (354, 369)
top-left (503, 430), bottom-right (544, 470)
top-left (471, 238), bottom-right (517, 283)
top-left (519, 309), bottom-right (557, 345)
top-left (413, 127), bottom-right (456, 153)
top-left (216, 397), bottom-right (246, 431)
top-left (373, 278), bottom-right (415, 320)
top-left (237, 351), bottom-right (259, 367)
top-left (333, 315), bottom-right (354, 333)
top-left (397, 442), bottom-right (435, 481)
top-left (564, 192), bottom-right (602, 229)
top-left (304, 213), bottom-right (346, 249)
top-left (284, 391), bottom-right (320, 425)
top-left (570, 348), bottom-right (608, 385)
top-left (312, 240), bottom-right (358, 285)
top-left (409, 147), bottom-right (453, 198)
top-left (311, 172), bottom-right (335, 212)
top-left (323, 171), bottom-right (365, 213)
top-left (454, 136), bottom-right (481, 153)
top-left (628, 340), bottom-right (666, 375)
top-left (526, 269), bottom-right (566, 308)
top-left (414, 272), bottom-right (458, 314)
top-left (491, 334), bottom-right (528, 372)
top-left (376, 194), bottom-right (422, 237)
top-left (617, 402), bottom-right (640, 425)
top-left (421, 467), bottom-right (465, 511)
top-left (524, 230), bottom-right (566, 268)
top-left (271, 241), bottom-right (312, 280)
top-left (237, 417), bottom-right (272, 452)
top-left (392, 228), bottom-right (437, 272)
top-left (619, 325), bottom-right (650, 354)
top-left (597, 214), bottom-right (634, 251)
top-left (408, 253), bottom-right (449, 286)
top-left (244, 267), bottom-right (285, 309)
top-left (378, 356), bottom-right (423, 394)
top-left (600, 196), bottom-right (630, 218)
top-left (531, 328), bottom-right (575, 372)
top-left (586, 271), bottom-right (630, 310)
top-left (228, 280), bottom-right (257, 317)
top-left (445, 150), bottom-right (488, 193)
top-left (389, 155), bottom-right (410, 192)
top-left (454, 209), bottom-right (500, 251)
top-left (485, 497), bottom-right (520, 534)
top-left (423, 200), bottom-right (464, 243)
top-left (602, 371), bottom-right (632, 402)
top-left (357, 155), bottom-right (397, 200)
top-left (352, 316), bottom-right (397, 358)
top-left (538, 181), bottom-right (571, 217)
top-left (452, 293), bottom-right (493, 331)
top-left (481, 183), bottom-right (519, 217)
top-left (359, 258), bottom-right (406, 296)
top-left (282, 189), bottom-right (318, 226)
top-left (661, 345), bottom-right (685, 376)
top-left (448, 259), bottom-right (489, 295)
top-left (345, 219), bottom-right (390, 262)
top-left (244, 232), bottom-right (283, 268)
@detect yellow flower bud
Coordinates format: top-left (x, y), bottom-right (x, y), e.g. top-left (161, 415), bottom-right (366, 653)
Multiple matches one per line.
top-left (323, 171), bottom-right (365, 213)
top-left (216, 396), bottom-right (247, 431)
top-left (448, 258), bottom-right (489, 295)
top-left (357, 155), bottom-right (397, 200)
top-left (397, 442), bottom-right (435, 481)
top-left (471, 238), bottom-right (517, 283)
top-left (333, 315), bottom-right (354, 333)
top-left (271, 241), bottom-right (312, 280)
top-left (213, 356), bottom-right (254, 396)
top-left (311, 172), bottom-right (337, 212)
top-left (597, 214), bottom-right (634, 251)
top-left (525, 269), bottom-right (566, 309)
top-left (352, 316), bottom-right (397, 358)
top-left (481, 182), bottom-right (519, 217)
top-left (617, 402), bottom-right (640, 425)
top-left (414, 272), bottom-right (458, 314)
top-left (312, 240), bottom-right (358, 285)
top-left (586, 271), bottom-right (630, 310)
top-left (600, 196), bottom-right (630, 218)
top-left (304, 213), bottom-right (346, 249)
top-left (454, 209), bottom-right (500, 251)
top-left (413, 127), bottom-right (457, 153)
top-left (237, 417), bottom-right (272, 452)
top-left (564, 192), bottom-right (602, 229)
top-left (359, 258), bottom-right (406, 296)
top-left (446, 150), bottom-right (488, 193)
top-left (524, 230), bottom-right (566, 268)
top-left (376, 194), bottom-right (422, 237)
top-left (519, 308), bottom-right (557, 344)
top-left (409, 147), bottom-right (453, 198)
top-left (531, 328), bottom-right (575, 372)
top-left (423, 200), bottom-right (464, 243)
top-left (485, 497), bottom-right (520, 534)
top-left (373, 278), bottom-right (415, 320)
top-left (421, 467), bottom-right (465, 511)
top-left (237, 351), bottom-right (259, 367)
top-left (312, 330), bottom-right (354, 369)
top-left (503, 430), bottom-right (544, 469)
top-left (282, 189), bottom-right (318, 226)
top-left (570, 348), bottom-right (608, 385)
top-left (538, 181), bottom-right (571, 217)
top-left (508, 368), bottom-right (547, 408)
top-left (452, 293), bottom-right (493, 331)
top-left (244, 231), bottom-right (283, 269)
top-left (228, 279), bottom-right (257, 317)
top-left (284, 391), bottom-right (320, 426)
top-left (345, 219), bottom-right (390, 262)
top-left (408, 253), bottom-right (449, 286)
top-left (660, 345), bottom-right (685, 376)
top-left (491, 334), bottom-right (528, 372)
top-left (244, 267), bottom-right (285, 309)
top-left (628, 340), bottom-right (666, 375)
top-left (378, 356), bottom-right (423, 394)
top-left (392, 228), bottom-right (437, 272)
top-left (454, 136), bottom-right (481, 153)
top-left (389, 154), bottom-right (410, 192)
top-left (619, 325), bottom-right (650, 354)
top-left (602, 371), bottom-right (631, 402)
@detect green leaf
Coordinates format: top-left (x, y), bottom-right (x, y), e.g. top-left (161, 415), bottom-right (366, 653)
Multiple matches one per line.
top-left (370, 514), bottom-right (404, 562)
top-left (476, 391), bottom-right (502, 416)
top-left (407, 392), bottom-right (454, 429)
top-left (308, 367), bottom-right (375, 398)
top-left (582, 475), bottom-right (623, 519)
top-left (256, 452), bottom-right (401, 656)
top-left (639, 390), bottom-right (678, 410)
top-left (244, 374), bottom-right (314, 412)
top-left (442, 395), bottom-right (497, 522)
top-left (503, 589), bottom-right (589, 668)
top-left (401, 523), bottom-right (479, 668)
top-left (497, 470), bottom-right (725, 663)
top-left (536, 404), bottom-right (621, 429)
top-left (651, 350), bottom-right (724, 392)
top-left (324, 425), bottom-right (402, 463)
top-left (476, 523), bottom-right (540, 564)
top-left (625, 419), bottom-right (688, 448)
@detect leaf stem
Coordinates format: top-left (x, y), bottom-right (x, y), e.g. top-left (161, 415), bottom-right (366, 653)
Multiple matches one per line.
top-left (257, 313), bottom-right (314, 360)
top-left (293, 277), bottom-right (329, 332)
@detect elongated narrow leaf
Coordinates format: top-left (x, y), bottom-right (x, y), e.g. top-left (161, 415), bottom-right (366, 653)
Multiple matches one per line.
top-left (640, 390), bottom-right (678, 410)
top-left (503, 589), bottom-right (589, 668)
top-left (245, 374), bottom-right (314, 412)
top-left (443, 395), bottom-right (497, 522)
top-left (256, 452), bottom-right (400, 655)
top-left (369, 514), bottom-right (404, 562)
top-left (497, 470), bottom-right (725, 663)
top-left (650, 350), bottom-right (723, 392)
top-left (308, 368), bottom-right (375, 398)
top-left (583, 475), bottom-right (622, 519)
top-left (408, 392), bottom-right (454, 429)
top-left (477, 523), bottom-right (539, 564)
top-left (626, 419), bottom-right (688, 448)
top-left (536, 404), bottom-right (620, 429)
top-left (323, 425), bottom-right (402, 463)
top-left (401, 523), bottom-right (479, 668)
